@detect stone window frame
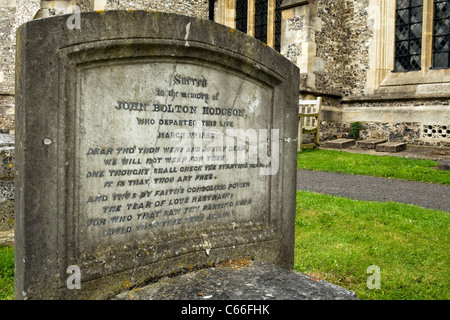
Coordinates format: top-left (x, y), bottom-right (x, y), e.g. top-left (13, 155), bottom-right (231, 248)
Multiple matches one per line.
top-left (366, 0), bottom-right (450, 95)
top-left (214, 0), bottom-right (282, 49)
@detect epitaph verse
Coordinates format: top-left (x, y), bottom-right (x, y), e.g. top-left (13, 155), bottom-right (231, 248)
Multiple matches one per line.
top-left (77, 64), bottom-right (276, 250)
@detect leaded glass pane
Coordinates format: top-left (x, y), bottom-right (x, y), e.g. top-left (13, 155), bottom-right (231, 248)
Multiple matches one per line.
top-left (433, 0), bottom-right (450, 68)
top-left (396, 9), bottom-right (410, 25)
top-left (434, 18), bottom-right (449, 36)
top-left (254, 0), bottom-right (267, 43)
top-left (410, 22), bottom-right (422, 38)
top-left (398, 0), bottom-right (410, 9)
top-left (410, 6), bottom-right (422, 22)
top-left (396, 25), bottom-right (409, 40)
top-left (394, 0), bottom-right (423, 72)
top-left (235, 0), bottom-right (248, 33)
top-left (274, 0), bottom-right (283, 52)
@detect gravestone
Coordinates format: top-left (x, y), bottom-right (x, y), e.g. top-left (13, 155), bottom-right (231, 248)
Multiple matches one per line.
top-left (15, 11), bottom-right (300, 299)
top-left (324, 138), bottom-right (356, 149)
top-left (356, 139), bottom-right (387, 150)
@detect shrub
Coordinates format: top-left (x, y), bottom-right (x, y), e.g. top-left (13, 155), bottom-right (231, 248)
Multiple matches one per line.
top-left (350, 122), bottom-right (362, 140)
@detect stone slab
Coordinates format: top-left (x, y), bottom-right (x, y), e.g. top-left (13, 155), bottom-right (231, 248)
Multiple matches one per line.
top-left (0, 133), bottom-right (14, 147)
top-left (113, 260), bottom-right (357, 300)
top-left (323, 139), bottom-right (356, 149)
top-left (356, 139), bottom-right (387, 150)
top-left (376, 142), bottom-right (407, 153)
top-left (15, 11), bottom-right (299, 300)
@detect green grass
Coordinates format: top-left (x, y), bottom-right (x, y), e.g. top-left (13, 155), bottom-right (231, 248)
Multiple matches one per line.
top-left (295, 191), bottom-right (450, 300)
top-left (0, 245), bottom-right (14, 300)
top-left (297, 148), bottom-right (450, 185)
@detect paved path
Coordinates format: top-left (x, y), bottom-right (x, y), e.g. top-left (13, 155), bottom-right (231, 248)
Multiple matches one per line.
top-left (296, 170), bottom-right (450, 212)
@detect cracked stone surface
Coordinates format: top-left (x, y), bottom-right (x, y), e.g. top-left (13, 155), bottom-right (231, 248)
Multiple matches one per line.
top-left (114, 260), bottom-right (357, 300)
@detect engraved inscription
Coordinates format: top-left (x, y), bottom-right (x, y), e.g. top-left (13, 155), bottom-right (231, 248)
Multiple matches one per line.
top-left (77, 62), bottom-right (274, 251)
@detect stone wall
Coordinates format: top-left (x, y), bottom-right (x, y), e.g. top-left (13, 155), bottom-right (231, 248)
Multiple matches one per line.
top-left (314, 0), bottom-right (346, 95)
top-left (286, 0), bottom-right (372, 97)
top-left (77, 0), bottom-right (209, 18)
top-left (319, 97), bottom-right (450, 147)
top-left (0, 1), bottom-right (18, 134)
top-left (0, 3), bottom-right (15, 96)
top-left (320, 120), bottom-right (450, 148)
top-left (340, 0), bottom-right (371, 97)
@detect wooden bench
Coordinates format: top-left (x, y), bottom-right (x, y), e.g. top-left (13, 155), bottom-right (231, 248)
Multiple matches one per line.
top-left (298, 97), bottom-right (322, 152)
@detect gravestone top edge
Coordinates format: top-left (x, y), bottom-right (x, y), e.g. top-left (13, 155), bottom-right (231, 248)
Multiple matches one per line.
top-left (18, 10), bottom-right (298, 79)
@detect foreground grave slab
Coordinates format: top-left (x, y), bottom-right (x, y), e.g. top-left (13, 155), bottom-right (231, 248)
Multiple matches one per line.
top-left (114, 260), bottom-right (357, 300)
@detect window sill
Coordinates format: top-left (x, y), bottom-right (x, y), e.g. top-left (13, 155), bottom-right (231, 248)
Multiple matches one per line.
top-left (342, 85), bottom-right (450, 103)
top-left (380, 68), bottom-right (450, 87)
top-left (279, 0), bottom-right (309, 10)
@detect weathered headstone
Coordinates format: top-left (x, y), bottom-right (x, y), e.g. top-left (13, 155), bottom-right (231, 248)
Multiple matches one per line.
top-left (15, 11), bottom-right (299, 299)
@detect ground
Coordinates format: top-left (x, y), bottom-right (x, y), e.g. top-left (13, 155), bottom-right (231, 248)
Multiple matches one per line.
top-left (320, 143), bottom-right (450, 164)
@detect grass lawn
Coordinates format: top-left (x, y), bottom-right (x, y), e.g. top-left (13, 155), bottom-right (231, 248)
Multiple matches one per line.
top-left (295, 191), bottom-right (450, 300)
top-left (297, 148), bottom-right (450, 185)
top-left (0, 245), bottom-right (14, 300)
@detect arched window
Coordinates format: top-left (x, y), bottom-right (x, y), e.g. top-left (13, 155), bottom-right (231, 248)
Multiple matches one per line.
top-left (233, 0), bottom-right (283, 52)
top-left (394, 0), bottom-right (424, 71)
top-left (394, 0), bottom-right (449, 72)
top-left (364, 0), bottom-right (450, 93)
